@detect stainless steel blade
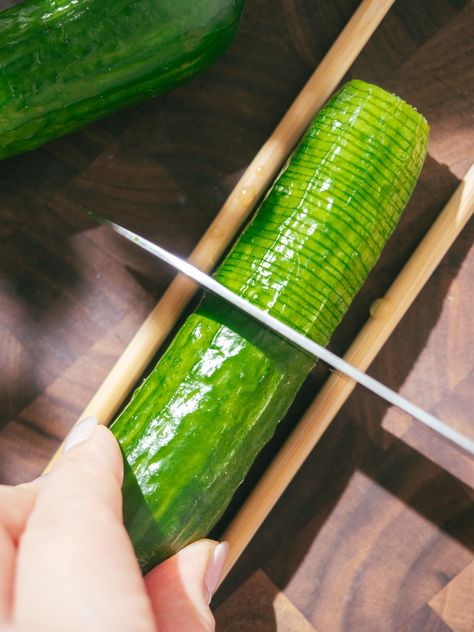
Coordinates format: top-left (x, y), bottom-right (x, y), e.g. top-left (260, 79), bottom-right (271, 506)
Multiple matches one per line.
top-left (87, 210), bottom-right (474, 457)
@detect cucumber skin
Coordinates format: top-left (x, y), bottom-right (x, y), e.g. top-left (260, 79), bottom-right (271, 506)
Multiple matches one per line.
top-left (112, 80), bottom-right (429, 573)
top-left (0, 0), bottom-right (244, 158)
top-left (118, 297), bottom-right (314, 569)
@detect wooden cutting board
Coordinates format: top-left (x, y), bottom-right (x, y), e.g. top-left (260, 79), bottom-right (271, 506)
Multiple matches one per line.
top-left (0, 0), bottom-right (473, 630)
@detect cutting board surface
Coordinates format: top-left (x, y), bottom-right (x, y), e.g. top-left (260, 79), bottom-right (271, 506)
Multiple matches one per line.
top-left (0, 1), bottom-right (473, 630)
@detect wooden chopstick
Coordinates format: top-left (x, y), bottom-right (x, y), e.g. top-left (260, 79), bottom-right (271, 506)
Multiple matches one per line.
top-left (221, 164), bottom-right (474, 580)
top-left (44, 0), bottom-right (396, 472)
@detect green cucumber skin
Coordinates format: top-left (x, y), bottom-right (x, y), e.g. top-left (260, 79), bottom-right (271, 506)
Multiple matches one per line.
top-left (112, 80), bottom-right (429, 573)
top-left (118, 297), bottom-right (313, 568)
top-left (0, 0), bottom-right (244, 158)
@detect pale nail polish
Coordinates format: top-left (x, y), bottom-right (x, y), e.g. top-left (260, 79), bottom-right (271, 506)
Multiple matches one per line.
top-left (63, 416), bottom-right (98, 453)
top-left (32, 473), bottom-right (49, 485)
top-left (204, 542), bottom-right (229, 604)
top-left (15, 473), bottom-right (48, 488)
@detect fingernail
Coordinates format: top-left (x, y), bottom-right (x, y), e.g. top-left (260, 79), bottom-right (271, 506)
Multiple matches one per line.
top-left (204, 541), bottom-right (228, 604)
top-left (32, 473), bottom-right (49, 485)
top-left (63, 416), bottom-right (98, 453)
top-left (15, 473), bottom-right (48, 489)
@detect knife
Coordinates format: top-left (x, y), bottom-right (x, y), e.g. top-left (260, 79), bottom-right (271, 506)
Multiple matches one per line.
top-left (87, 210), bottom-right (474, 457)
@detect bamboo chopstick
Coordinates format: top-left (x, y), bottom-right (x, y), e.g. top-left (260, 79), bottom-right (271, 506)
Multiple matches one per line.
top-left (44, 0), bottom-right (396, 471)
top-left (221, 164), bottom-right (474, 579)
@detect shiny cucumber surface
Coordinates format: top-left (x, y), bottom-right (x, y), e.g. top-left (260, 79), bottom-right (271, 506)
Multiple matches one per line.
top-left (111, 80), bottom-right (429, 572)
top-left (0, 0), bottom-right (244, 158)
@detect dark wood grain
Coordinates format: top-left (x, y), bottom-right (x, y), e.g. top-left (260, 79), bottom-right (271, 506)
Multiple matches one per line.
top-left (0, 1), bottom-right (473, 630)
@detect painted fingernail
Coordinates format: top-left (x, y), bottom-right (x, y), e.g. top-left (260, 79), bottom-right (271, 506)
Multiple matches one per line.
top-left (32, 473), bottom-right (49, 485)
top-left (15, 473), bottom-right (48, 488)
top-left (63, 416), bottom-right (98, 453)
top-left (204, 541), bottom-right (228, 604)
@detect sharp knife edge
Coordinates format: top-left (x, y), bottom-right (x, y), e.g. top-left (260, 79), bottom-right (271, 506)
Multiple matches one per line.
top-left (89, 211), bottom-right (474, 457)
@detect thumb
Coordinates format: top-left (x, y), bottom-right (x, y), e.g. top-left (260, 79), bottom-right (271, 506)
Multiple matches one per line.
top-left (14, 416), bottom-right (153, 631)
top-left (145, 539), bottom-right (228, 632)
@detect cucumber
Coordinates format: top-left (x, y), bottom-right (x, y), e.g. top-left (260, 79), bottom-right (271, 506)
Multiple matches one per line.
top-left (0, 0), bottom-right (244, 158)
top-left (111, 80), bottom-right (429, 573)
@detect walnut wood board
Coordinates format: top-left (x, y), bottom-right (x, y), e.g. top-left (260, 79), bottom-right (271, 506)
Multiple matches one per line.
top-left (1, 1), bottom-right (473, 630)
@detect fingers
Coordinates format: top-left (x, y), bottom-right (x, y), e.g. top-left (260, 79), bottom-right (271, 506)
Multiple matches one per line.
top-left (0, 484), bottom-right (37, 622)
top-left (14, 417), bottom-right (155, 632)
top-left (11, 417), bottom-right (228, 632)
top-left (145, 539), bottom-right (228, 632)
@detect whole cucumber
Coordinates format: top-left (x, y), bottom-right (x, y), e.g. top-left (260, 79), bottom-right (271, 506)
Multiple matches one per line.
top-left (111, 80), bottom-right (429, 573)
top-left (0, 0), bottom-right (244, 158)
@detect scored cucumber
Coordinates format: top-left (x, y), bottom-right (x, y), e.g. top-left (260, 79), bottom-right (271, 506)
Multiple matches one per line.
top-left (111, 80), bottom-right (429, 572)
top-left (0, 0), bottom-right (244, 158)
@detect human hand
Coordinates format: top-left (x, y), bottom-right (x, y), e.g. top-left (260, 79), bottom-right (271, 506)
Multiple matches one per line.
top-left (0, 416), bottom-right (227, 631)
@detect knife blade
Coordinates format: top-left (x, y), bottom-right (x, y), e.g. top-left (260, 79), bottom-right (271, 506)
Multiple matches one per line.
top-left (86, 210), bottom-right (474, 457)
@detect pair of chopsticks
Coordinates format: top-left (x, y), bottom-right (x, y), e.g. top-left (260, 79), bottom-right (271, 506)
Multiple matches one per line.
top-left (45, 0), bottom-right (474, 580)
